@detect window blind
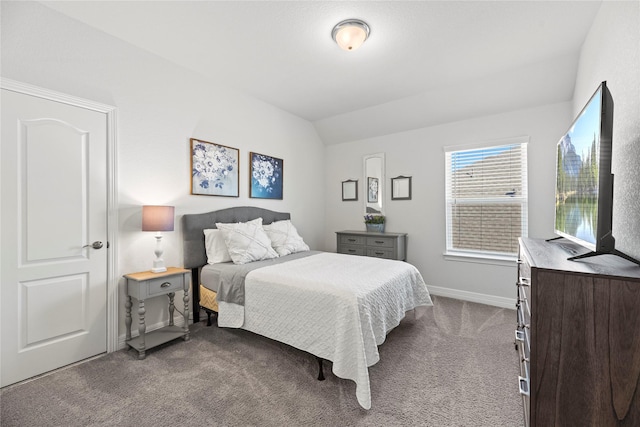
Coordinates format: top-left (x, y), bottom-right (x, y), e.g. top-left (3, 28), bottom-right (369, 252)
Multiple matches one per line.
top-left (445, 138), bottom-right (528, 257)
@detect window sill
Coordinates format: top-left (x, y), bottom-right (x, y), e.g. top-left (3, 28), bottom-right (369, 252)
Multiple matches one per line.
top-left (443, 251), bottom-right (517, 267)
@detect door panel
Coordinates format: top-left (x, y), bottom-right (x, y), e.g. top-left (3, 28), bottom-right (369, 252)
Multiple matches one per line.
top-left (22, 274), bottom-right (88, 347)
top-left (1, 88), bottom-right (108, 387)
top-left (23, 119), bottom-right (88, 262)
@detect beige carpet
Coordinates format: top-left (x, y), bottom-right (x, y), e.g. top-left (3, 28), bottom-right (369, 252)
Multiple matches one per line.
top-left (1, 296), bottom-right (523, 426)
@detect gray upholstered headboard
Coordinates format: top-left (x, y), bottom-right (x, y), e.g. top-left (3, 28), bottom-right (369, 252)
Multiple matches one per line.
top-left (182, 206), bottom-right (291, 269)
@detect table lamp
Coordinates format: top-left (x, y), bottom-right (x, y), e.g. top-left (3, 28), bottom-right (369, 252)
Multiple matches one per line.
top-left (142, 205), bottom-right (174, 273)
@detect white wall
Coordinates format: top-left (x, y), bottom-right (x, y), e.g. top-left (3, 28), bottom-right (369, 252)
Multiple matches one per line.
top-left (1, 2), bottom-right (325, 340)
top-left (573, 0), bottom-right (640, 261)
top-left (3, 1), bottom-right (637, 340)
top-left (325, 102), bottom-right (571, 305)
top-left (324, 2), bottom-right (640, 305)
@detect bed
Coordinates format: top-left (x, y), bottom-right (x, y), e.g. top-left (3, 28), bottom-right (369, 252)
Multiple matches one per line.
top-left (182, 206), bottom-right (433, 409)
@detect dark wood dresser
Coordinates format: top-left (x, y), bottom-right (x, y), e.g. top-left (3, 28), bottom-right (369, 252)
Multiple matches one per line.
top-left (516, 237), bottom-right (640, 427)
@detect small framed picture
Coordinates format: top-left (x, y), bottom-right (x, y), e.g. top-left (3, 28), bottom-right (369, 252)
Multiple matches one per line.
top-left (250, 152), bottom-right (283, 199)
top-left (367, 177), bottom-right (379, 203)
top-left (190, 138), bottom-right (239, 197)
top-left (342, 179), bottom-right (358, 201)
top-left (391, 175), bottom-right (412, 200)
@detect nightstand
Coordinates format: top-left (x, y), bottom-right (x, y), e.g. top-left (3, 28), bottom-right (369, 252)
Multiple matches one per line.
top-left (124, 267), bottom-right (190, 359)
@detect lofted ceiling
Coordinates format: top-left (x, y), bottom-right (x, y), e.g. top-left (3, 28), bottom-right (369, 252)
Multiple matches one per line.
top-left (42, 1), bottom-right (602, 144)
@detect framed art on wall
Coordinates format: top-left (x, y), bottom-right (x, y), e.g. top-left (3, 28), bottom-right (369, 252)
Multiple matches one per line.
top-left (250, 152), bottom-right (283, 199)
top-left (367, 177), bottom-right (379, 203)
top-left (191, 138), bottom-right (239, 197)
top-left (391, 175), bottom-right (412, 200)
top-left (342, 179), bottom-right (358, 201)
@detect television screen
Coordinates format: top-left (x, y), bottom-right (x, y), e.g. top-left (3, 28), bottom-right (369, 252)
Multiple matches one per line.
top-left (553, 82), bottom-right (640, 266)
top-left (554, 85), bottom-right (606, 251)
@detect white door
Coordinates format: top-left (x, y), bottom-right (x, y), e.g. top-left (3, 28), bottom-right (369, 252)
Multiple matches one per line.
top-left (1, 87), bottom-right (109, 387)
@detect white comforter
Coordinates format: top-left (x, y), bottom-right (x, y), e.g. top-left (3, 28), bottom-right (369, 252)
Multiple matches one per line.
top-left (217, 252), bottom-right (433, 409)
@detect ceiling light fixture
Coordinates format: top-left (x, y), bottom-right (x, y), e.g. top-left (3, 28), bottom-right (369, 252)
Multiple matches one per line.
top-left (332, 19), bottom-right (370, 51)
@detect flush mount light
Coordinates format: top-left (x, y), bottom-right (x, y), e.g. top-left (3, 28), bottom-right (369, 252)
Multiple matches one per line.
top-left (331, 19), bottom-right (370, 51)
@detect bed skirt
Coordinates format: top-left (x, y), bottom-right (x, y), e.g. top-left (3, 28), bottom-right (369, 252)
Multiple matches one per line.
top-left (199, 284), bottom-right (219, 313)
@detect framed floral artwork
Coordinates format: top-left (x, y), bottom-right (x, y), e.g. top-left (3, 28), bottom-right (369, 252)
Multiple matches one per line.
top-left (190, 138), bottom-right (239, 197)
top-left (250, 152), bottom-right (283, 199)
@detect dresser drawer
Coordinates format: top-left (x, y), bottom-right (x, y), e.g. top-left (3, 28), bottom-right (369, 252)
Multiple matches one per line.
top-left (146, 276), bottom-right (183, 297)
top-left (340, 235), bottom-right (365, 246)
top-left (367, 247), bottom-right (394, 259)
top-left (517, 283), bottom-right (530, 322)
top-left (366, 236), bottom-right (395, 248)
top-left (517, 334), bottom-right (531, 427)
top-left (518, 257), bottom-right (531, 282)
top-left (338, 245), bottom-right (365, 256)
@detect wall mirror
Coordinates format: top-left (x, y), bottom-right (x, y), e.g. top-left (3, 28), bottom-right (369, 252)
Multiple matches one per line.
top-left (391, 175), bottom-right (412, 200)
top-left (342, 179), bottom-right (358, 201)
top-left (363, 153), bottom-right (385, 215)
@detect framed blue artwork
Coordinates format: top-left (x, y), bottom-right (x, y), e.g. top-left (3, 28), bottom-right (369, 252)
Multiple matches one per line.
top-left (190, 138), bottom-right (239, 197)
top-left (250, 152), bottom-right (283, 199)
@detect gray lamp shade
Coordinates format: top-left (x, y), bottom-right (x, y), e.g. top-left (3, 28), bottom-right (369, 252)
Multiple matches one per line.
top-left (142, 206), bottom-right (175, 232)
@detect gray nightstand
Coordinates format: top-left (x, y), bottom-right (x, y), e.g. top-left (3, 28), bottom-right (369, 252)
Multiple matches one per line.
top-left (124, 267), bottom-right (190, 359)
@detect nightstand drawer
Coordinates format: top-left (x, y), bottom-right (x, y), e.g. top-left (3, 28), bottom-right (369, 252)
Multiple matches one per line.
top-left (125, 267), bottom-right (189, 300)
top-left (366, 236), bottom-right (395, 248)
top-left (147, 276), bottom-right (183, 297)
top-left (339, 235), bottom-right (365, 246)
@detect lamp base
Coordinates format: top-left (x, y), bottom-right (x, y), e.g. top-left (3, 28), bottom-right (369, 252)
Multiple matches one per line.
top-left (151, 233), bottom-right (167, 273)
top-left (152, 257), bottom-right (167, 273)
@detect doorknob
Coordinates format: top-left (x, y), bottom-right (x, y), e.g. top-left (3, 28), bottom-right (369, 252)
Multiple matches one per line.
top-left (83, 241), bottom-right (104, 249)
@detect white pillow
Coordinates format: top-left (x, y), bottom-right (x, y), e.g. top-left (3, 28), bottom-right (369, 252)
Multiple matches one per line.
top-left (263, 219), bottom-right (309, 256)
top-left (215, 217), bottom-right (278, 264)
top-left (203, 229), bottom-right (232, 264)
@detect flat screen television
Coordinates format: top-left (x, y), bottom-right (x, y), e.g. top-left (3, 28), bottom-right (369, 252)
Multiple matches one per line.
top-left (553, 81), bottom-right (639, 265)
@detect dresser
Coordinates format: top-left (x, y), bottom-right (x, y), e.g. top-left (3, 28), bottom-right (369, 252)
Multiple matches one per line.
top-left (516, 237), bottom-right (640, 427)
top-left (336, 230), bottom-right (406, 261)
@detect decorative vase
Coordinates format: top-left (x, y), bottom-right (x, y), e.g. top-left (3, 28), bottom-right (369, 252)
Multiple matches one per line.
top-left (366, 223), bottom-right (385, 233)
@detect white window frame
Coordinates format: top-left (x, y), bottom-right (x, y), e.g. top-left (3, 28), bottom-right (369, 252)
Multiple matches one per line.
top-left (444, 136), bottom-right (529, 264)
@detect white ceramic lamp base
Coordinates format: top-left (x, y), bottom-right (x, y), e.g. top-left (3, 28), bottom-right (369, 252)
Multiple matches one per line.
top-left (151, 234), bottom-right (167, 273)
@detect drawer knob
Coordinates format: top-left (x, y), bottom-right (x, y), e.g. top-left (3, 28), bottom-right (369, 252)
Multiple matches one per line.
top-left (375, 240), bottom-right (384, 244)
top-left (160, 282), bottom-right (171, 288)
top-left (348, 239), bottom-right (356, 242)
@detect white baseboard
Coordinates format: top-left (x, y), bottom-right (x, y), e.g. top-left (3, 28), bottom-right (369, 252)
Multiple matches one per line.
top-left (428, 285), bottom-right (516, 310)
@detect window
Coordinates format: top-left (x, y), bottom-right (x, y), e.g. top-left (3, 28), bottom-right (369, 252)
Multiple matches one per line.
top-left (444, 137), bottom-right (528, 259)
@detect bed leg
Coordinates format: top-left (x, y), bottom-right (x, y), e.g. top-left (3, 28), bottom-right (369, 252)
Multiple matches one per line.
top-left (316, 356), bottom-right (325, 381)
top-left (191, 268), bottom-right (200, 323)
top-left (203, 308), bottom-right (217, 327)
